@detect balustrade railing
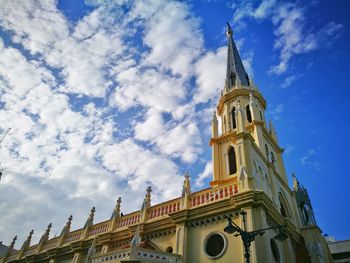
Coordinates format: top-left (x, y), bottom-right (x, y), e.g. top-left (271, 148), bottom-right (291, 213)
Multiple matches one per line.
top-left (24, 244), bottom-right (38, 256)
top-left (148, 198), bottom-right (181, 219)
top-left (43, 237), bottom-right (59, 250)
top-left (191, 183), bottom-right (239, 207)
top-left (64, 229), bottom-right (82, 243)
top-left (116, 211), bottom-right (141, 228)
top-left (88, 220), bottom-right (111, 236)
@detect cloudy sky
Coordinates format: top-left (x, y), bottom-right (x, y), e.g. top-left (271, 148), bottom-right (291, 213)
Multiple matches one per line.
top-left (0, 0), bottom-right (349, 246)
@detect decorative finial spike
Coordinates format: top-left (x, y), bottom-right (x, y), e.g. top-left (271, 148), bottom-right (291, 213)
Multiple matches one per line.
top-left (146, 186), bottom-right (152, 194)
top-left (226, 22), bottom-right (233, 37)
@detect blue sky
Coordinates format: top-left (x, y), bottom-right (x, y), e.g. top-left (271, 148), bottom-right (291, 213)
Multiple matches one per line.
top-left (0, 0), bottom-right (349, 246)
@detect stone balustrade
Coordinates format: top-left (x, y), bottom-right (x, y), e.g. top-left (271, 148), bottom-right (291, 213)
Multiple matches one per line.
top-left (149, 198), bottom-right (181, 219)
top-left (88, 220), bottom-right (111, 236)
top-left (116, 211), bottom-right (141, 228)
top-left (191, 183), bottom-right (239, 207)
top-left (64, 229), bottom-right (82, 243)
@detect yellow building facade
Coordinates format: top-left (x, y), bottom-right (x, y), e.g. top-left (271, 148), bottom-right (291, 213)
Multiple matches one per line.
top-left (0, 24), bottom-right (333, 263)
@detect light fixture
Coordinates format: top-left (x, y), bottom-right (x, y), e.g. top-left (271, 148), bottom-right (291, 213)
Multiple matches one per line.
top-left (224, 220), bottom-right (238, 234)
top-left (274, 227), bottom-right (288, 241)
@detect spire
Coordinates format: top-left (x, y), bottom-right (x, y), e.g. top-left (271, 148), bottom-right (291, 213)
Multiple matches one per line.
top-left (225, 22), bottom-right (249, 90)
top-left (84, 207), bottom-right (95, 228)
top-left (292, 173), bottom-right (300, 191)
top-left (181, 172), bottom-right (191, 209)
top-left (37, 223), bottom-right (52, 253)
top-left (1, 236), bottom-right (17, 263)
top-left (21, 230), bottom-right (34, 250)
top-left (141, 186), bottom-right (152, 211)
top-left (61, 215), bottom-right (73, 236)
top-left (140, 186), bottom-right (152, 221)
top-left (111, 197), bottom-right (121, 220)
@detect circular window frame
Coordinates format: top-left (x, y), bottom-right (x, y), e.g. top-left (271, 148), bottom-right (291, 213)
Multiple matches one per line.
top-left (203, 232), bottom-right (227, 259)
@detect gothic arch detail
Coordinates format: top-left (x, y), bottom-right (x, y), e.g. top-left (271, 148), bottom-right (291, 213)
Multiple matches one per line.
top-left (228, 146), bottom-right (237, 175)
top-left (231, 107), bottom-right (236, 129)
top-left (246, 104), bottom-right (252, 123)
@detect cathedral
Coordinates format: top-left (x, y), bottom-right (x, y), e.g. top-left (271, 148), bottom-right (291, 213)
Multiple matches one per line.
top-left (0, 24), bottom-right (333, 263)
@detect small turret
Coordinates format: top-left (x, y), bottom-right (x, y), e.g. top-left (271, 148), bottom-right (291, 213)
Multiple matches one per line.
top-left (181, 172), bottom-right (191, 209)
top-left (84, 207), bottom-right (95, 228)
top-left (212, 111), bottom-right (218, 138)
top-left (61, 215), bottom-right (73, 236)
top-left (140, 186), bottom-right (152, 221)
top-left (111, 197), bottom-right (121, 219)
top-left (110, 197), bottom-right (122, 231)
top-left (18, 230), bottom-right (34, 258)
top-left (37, 223), bottom-right (52, 253)
top-left (293, 175), bottom-right (316, 226)
top-left (1, 236), bottom-right (17, 263)
top-left (268, 121), bottom-right (279, 143)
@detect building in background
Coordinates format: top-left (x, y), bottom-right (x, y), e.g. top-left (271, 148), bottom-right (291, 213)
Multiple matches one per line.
top-left (0, 24), bottom-right (334, 263)
top-left (326, 238), bottom-right (350, 263)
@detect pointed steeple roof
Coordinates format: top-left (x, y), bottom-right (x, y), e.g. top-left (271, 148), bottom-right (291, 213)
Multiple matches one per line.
top-left (225, 22), bottom-right (250, 89)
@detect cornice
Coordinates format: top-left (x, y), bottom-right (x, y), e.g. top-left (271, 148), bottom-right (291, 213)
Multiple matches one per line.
top-left (217, 89), bottom-right (266, 114)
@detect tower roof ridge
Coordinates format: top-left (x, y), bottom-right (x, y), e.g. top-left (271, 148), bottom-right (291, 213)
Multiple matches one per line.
top-left (225, 22), bottom-right (250, 89)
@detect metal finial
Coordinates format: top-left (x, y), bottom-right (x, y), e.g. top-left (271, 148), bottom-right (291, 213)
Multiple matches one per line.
top-left (184, 172), bottom-right (190, 178)
top-left (226, 22), bottom-right (233, 37)
top-left (146, 186), bottom-right (152, 193)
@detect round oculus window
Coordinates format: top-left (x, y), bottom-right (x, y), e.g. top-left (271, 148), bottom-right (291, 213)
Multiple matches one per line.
top-left (203, 232), bottom-right (227, 259)
top-left (270, 238), bottom-right (280, 262)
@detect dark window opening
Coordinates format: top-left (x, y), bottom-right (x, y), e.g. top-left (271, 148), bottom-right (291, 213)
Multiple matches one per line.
top-left (265, 144), bottom-right (269, 161)
top-left (223, 116), bottom-right (226, 132)
top-left (270, 239), bottom-right (280, 262)
top-left (165, 246), bottom-right (173, 253)
top-left (271, 151), bottom-right (275, 166)
top-left (228, 147), bottom-right (237, 174)
top-left (204, 233), bottom-right (226, 259)
top-left (230, 72), bottom-right (236, 86)
top-left (259, 111), bottom-right (263, 121)
top-left (280, 204), bottom-right (287, 217)
top-left (231, 107), bottom-right (236, 129)
top-left (246, 105), bottom-right (252, 123)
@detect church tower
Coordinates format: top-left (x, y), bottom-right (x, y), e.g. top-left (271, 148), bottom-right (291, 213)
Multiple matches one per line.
top-left (210, 23), bottom-right (333, 263)
top-left (211, 23), bottom-right (289, 199)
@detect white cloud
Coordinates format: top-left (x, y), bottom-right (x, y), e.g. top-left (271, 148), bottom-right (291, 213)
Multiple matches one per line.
top-left (281, 74), bottom-right (301, 88)
top-left (0, 0), bottom-right (223, 247)
top-left (300, 149), bottom-right (321, 171)
top-left (232, 1), bottom-right (343, 75)
top-left (267, 103), bottom-right (284, 121)
top-left (195, 162), bottom-right (212, 188)
top-left (194, 46), bottom-right (226, 104)
top-left (269, 3), bottom-right (317, 75)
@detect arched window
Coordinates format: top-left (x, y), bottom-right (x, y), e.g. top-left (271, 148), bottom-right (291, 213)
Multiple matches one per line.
top-left (165, 246), bottom-right (173, 253)
top-left (265, 144), bottom-right (269, 161)
top-left (271, 151), bottom-right (276, 166)
top-left (246, 105), bottom-right (252, 123)
top-left (228, 146), bottom-right (237, 175)
top-left (231, 107), bottom-right (236, 129)
top-left (223, 116), bottom-right (226, 133)
top-left (278, 193), bottom-right (289, 218)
